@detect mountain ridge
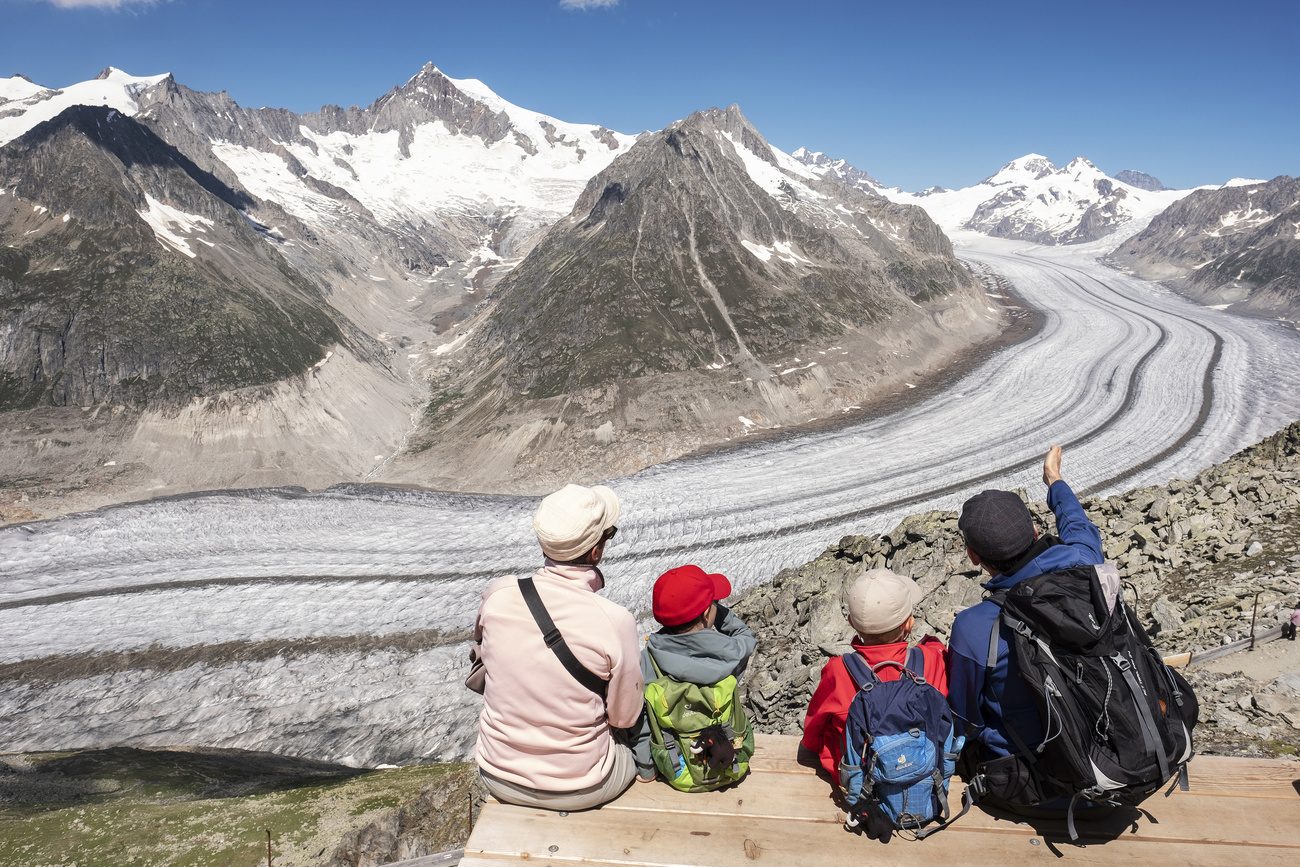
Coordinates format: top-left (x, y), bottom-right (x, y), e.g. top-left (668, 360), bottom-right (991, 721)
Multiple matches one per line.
top-left (1110, 175), bottom-right (1300, 317)
top-left (391, 104), bottom-right (1002, 492)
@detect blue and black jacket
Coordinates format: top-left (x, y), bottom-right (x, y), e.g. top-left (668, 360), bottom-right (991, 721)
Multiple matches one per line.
top-left (948, 480), bottom-right (1104, 761)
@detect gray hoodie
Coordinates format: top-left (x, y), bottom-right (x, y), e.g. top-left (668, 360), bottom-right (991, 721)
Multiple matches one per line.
top-left (631, 605), bottom-right (757, 778)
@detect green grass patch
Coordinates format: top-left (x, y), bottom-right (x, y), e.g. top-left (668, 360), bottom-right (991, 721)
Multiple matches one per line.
top-left (0, 748), bottom-right (470, 867)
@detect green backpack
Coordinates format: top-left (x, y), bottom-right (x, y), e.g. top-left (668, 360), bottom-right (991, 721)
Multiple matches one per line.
top-left (643, 651), bottom-right (754, 792)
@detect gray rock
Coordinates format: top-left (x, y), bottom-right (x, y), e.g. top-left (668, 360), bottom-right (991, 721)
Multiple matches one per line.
top-left (1252, 693), bottom-right (1295, 716)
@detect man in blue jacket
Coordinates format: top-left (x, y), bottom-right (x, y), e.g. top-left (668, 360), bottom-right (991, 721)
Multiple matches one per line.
top-left (948, 445), bottom-right (1103, 807)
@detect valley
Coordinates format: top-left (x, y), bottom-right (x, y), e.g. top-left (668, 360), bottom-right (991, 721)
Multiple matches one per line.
top-left (3, 236), bottom-right (1299, 765)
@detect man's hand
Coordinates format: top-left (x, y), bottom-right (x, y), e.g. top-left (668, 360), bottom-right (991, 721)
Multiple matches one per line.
top-left (1043, 444), bottom-right (1063, 487)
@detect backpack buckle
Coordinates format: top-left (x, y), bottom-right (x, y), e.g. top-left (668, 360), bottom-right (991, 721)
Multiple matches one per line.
top-left (1111, 653), bottom-right (1131, 672)
top-left (541, 627), bottom-right (563, 649)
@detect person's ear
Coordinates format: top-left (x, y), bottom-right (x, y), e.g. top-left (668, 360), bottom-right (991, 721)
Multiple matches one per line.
top-left (588, 541), bottom-right (605, 566)
top-left (705, 602), bottom-right (718, 627)
top-left (966, 546), bottom-right (981, 567)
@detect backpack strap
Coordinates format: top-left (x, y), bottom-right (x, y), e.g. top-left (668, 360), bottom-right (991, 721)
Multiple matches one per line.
top-left (841, 651), bottom-right (877, 690)
top-left (1112, 652), bottom-right (1172, 782)
top-left (646, 646), bottom-right (666, 680)
top-left (905, 645), bottom-right (926, 680)
top-left (985, 619), bottom-right (1001, 671)
top-left (518, 576), bottom-right (607, 699)
top-left (986, 611), bottom-right (1042, 766)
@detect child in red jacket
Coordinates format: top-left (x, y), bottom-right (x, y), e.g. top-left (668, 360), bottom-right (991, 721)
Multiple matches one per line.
top-left (800, 568), bottom-right (949, 780)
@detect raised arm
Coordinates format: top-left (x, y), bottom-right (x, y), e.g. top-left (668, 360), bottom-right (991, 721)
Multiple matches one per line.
top-left (1043, 445), bottom-right (1103, 561)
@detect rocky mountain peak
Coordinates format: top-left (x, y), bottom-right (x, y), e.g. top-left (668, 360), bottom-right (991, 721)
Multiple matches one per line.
top-left (790, 147), bottom-right (883, 193)
top-left (1115, 169), bottom-right (1167, 191)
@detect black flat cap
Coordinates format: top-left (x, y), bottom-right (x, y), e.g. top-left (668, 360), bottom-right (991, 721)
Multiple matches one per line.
top-left (958, 489), bottom-right (1035, 563)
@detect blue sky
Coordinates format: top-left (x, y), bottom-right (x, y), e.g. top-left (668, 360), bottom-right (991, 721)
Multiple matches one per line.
top-left (2, 0), bottom-right (1296, 189)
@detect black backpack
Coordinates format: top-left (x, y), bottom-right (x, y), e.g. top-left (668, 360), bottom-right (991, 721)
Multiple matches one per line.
top-left (969, 562), bottom-right (1199, 839)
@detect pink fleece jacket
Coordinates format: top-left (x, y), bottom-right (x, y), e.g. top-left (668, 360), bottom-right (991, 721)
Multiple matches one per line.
top-left (474, 561), bottom-right (644, 791)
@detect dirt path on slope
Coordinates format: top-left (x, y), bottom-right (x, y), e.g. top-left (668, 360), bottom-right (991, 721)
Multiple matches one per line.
top-left (1203, 634), bottom-right (1300, 681)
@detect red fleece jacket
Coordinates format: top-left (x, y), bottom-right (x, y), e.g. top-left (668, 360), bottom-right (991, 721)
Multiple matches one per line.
top-left (800, 635), bottom-right (950, 779)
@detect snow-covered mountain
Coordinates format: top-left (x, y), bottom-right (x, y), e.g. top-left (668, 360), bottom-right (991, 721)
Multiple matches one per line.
top-left (896, 154), bottom-right (1192, 245)
top-left (0, 68), bottom-right (171, 144)
top-left (791, 149), bottom-right (1194, 246)
top-left (0, 64), bottom-right (639, 504)
top-left (789, 146), bottom-right (886, 195)
top-left (1, 65), bottom-right (634, 275)
top-left (1111, 175), bottom-right (1300, 317)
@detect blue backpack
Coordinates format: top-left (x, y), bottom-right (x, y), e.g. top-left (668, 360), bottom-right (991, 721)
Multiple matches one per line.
top-left (839, 647), bottom-right (965, 839)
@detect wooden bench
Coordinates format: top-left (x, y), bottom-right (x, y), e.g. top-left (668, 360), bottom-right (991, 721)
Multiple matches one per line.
top-left (461, 734), bottom-right (1300, 866)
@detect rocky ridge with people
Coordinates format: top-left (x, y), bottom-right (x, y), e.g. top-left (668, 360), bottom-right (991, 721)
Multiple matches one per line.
top-left (733, 419), bottom-right (1300, 757)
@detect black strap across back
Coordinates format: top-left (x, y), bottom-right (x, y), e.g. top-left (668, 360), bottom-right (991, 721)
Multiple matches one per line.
top-left (518, 575), bottom-right (608, 699)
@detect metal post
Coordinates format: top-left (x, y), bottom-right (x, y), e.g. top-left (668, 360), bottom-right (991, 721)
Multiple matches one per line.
top-left (266, 829), bottom-right (273, 867)
top-left (1249, 593), bottom-right (1260, 651)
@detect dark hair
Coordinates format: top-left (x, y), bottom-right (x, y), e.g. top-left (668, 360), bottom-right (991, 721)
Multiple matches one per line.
top-left (981, 551), bottom-right (1028, 576)
top-left (660, 612), bottom-right (708, 635)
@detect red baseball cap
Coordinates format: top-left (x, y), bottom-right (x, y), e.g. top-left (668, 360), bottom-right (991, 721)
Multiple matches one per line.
top-left (652, 564), bottom-right (732, 627)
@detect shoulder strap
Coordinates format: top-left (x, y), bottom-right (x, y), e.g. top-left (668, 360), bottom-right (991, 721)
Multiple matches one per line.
top-left (645, 645), bottom-right (665, 680)
top-left (518, 576), bottom-right (607, 699)
top-left (985, 614), bottom-right (1002, 671)
top-left (840, 651), bottom-right (876, 690)
top-left (905, 645), bottom-right (925, 679)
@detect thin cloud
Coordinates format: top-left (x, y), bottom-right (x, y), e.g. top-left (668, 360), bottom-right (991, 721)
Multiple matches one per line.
top-left (43, 0), bottom-right (159, 8)
top-left (559, 0), bottom-right (619, 10)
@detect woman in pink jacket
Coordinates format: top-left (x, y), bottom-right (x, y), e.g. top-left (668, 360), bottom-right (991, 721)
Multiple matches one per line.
top-left (474, 483), bottom-right (647, 811)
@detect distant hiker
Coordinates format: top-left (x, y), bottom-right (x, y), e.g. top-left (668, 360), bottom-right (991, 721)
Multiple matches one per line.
top-left (800, 568), bottom-right (960, 839)
top-left (473, 484), bottom-right (645, 812)
top-left (1284, 601), bottom-right (1299, 640)
top-left (633, 565), bottom-right (757, 790)
top-left (948, 445), bottom-right (1197, 837)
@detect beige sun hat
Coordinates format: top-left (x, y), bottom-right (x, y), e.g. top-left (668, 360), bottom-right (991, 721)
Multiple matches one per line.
top-left (845, 568), bottom-right (922, 636)
top-left (533, 484), bottom-right (621, 561)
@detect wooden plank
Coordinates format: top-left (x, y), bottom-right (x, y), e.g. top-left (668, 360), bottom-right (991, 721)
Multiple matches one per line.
top-left (748, 735), bottom-right (1300, 797)
top-left (463, 800), bottom-right (1293, 866)
top-left (606, 761), bottom-right (1300, 848)
top-left (463, 735), bottom-right (1299, 866)
top-left (1187, 626), bottom-right (1283, 667)
top-left (459, 858), bottom-right (629, 867)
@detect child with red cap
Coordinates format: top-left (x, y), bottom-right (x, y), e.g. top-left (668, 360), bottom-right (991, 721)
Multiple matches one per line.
top-left (631, 565), bottom-right (757, 783)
